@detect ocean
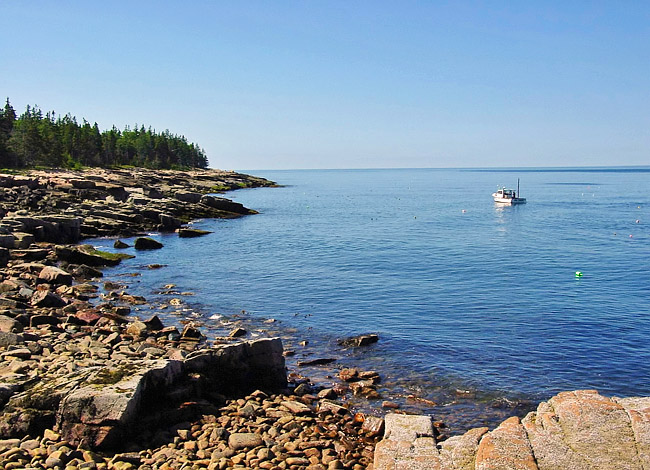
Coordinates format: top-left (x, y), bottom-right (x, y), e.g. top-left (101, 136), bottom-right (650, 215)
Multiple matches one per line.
top-left (93, 167), bottom-right (650, 433)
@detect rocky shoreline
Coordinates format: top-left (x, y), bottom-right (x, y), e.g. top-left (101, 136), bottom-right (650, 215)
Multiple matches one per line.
top-left (0, 168), bottom-right (390, 469)
top-left (1, 168), bottom-right (649, 470)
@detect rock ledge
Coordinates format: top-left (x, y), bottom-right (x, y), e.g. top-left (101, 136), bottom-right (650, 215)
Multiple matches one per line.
top-left (374, 389), bottom-right (650, 470)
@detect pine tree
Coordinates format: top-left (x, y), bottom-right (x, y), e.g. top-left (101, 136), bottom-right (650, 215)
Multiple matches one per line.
top-left (0, 98), bottom-right (17, 167)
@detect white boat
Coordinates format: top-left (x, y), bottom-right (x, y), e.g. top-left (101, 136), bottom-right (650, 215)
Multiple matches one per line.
top-left (493, 179), bottom-right (527, 205)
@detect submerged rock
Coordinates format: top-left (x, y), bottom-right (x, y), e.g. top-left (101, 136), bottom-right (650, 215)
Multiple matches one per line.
top-left (113, 239), bottom-right (130, 249)
top-left (337, 333), bottom-right (379, 348)
top-left (178, 228), bottom-right (213, 238)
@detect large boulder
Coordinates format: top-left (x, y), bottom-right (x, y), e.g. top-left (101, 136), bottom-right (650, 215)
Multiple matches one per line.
top-left (159, 214), bottom-right (182, 230)
top-left (184, 338), bottom-right (287, 396)
top-left (374, 390), bottom-right (650, 470)
top-left (57, 360), bottom-right (183, 449)
top-left (522, 390), bottom-right (645, 470)
top-left (0, 338), bottom-right (288, 450)
top-left (55, 245), bottom-right (133, 267)
top-left (134, 237), bottom-right (163, 250)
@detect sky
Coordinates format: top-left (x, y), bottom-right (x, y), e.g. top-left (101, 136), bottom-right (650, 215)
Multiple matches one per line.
top-left (2, 1), bottom-right (648, 170)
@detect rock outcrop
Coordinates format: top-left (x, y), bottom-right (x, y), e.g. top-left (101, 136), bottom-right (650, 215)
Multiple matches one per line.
top-left (374, 389), bottom-right (650, 470)
top-left (2, 337), bottom-right (286, 450)
top-left (0, 168), bottom-right (275, 241)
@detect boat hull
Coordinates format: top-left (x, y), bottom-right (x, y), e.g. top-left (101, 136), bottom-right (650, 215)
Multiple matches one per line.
top-left (493, 195), bottom-right (527, 205)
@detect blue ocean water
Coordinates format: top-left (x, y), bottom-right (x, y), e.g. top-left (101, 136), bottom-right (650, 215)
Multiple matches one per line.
top-left (94, 167), bottom-right (650, 430)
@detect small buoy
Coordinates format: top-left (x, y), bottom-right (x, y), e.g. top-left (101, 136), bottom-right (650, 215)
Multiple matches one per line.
top-left (636, 220), bottom-right (640, 224)
top-left (575, 271), bottom-right (583, 277)
top-left (462, 209), bottom-right (466, 213)
top-left (629, 234), bottom-right (633, 238)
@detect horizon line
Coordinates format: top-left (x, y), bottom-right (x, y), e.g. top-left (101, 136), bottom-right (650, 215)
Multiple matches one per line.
top-left (231, 164), bottom-right (650, 172)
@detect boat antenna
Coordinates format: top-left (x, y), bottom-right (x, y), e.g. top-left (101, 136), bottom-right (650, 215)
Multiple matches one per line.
top-left (517, 178), bottom-right (520, 197)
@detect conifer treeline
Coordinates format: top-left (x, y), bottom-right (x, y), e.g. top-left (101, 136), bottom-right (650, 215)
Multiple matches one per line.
top-left (0, 99), bottom-right (209, 169)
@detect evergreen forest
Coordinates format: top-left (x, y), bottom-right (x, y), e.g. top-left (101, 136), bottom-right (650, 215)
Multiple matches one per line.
top-left (0, 98), bottom-right (209, 170)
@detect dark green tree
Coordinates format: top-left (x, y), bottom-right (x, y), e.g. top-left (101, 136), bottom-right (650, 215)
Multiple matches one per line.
top-left (0, 98), bottom-right (17, 167)
top-left (1, 98), bottom-right (210, 170)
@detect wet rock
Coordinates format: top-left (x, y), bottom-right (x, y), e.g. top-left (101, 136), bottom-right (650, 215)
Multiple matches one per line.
top-left (338, 368), bottom-right (359, 382)
top-left (178, 228), bottom-right (213, 238)
top-left (337, 334), bottom-right (379, 348)
top-left (229, 327), bottom-right (247, 338)
top-left (293, 383), bottom-right (313, 396)
top-left (55, 245), bottom-right (132, 267)
top-left (113, 240), bottom-right (130, 249)
top-left (317, 388), bottom-right (337, 399)
top-left (297, 358), bottom-right (337, 366)
top-left (134, 237), bottom-right (163, 250)
top-left (381, 401), bottom-right (400, 410)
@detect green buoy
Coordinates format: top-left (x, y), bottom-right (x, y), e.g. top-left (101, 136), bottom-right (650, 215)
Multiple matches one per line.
top-left (575, 271), bottom-right (583, 278)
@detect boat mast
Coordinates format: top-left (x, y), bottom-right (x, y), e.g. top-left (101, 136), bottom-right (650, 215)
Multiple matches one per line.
top-left (517, 178), bottom-right (520, 198)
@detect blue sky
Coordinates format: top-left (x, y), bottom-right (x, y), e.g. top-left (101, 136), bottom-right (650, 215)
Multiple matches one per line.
top-left (2, 1), bottom-right (648, 169)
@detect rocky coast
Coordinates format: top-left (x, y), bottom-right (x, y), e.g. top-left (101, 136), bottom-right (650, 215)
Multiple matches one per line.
top-left (1, 168), bottom-right (649, 470)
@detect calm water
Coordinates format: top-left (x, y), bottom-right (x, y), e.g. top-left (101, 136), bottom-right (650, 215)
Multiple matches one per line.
top-left (94, 167), bottom-right (650, 431)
